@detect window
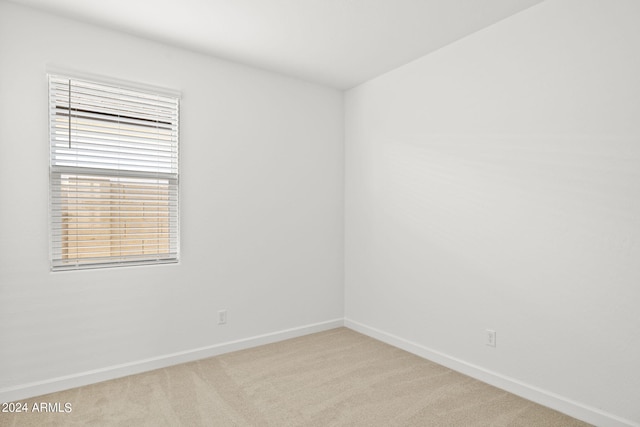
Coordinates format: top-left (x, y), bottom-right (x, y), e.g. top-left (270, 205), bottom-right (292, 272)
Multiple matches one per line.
top-left (49, 75), bottom-right (179, 270)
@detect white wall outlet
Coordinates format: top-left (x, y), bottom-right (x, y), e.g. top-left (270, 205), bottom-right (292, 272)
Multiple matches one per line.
top-left (218, 309), bottom-right (227, 325)
top-left (486, 329), bottom-right (496, 347)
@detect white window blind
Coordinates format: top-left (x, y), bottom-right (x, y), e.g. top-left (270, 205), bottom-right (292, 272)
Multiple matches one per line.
top-left (49, 75), bottom-right (179, 270)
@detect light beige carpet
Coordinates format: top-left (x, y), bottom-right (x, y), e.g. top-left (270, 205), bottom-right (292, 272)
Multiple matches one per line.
top-left (1, 328), bottom-right (590, 426)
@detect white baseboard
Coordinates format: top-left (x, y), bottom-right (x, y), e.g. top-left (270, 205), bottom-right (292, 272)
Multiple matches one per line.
top-left (5, 317), bottom-right (636, 427)
top-left (344, 318), bottom-right (638, 427)
top-left (0, 318), bottom-right (344, 404)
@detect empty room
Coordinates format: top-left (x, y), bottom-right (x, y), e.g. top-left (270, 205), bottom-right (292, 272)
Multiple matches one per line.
top-left (0, 0), bottom-right (638, 426)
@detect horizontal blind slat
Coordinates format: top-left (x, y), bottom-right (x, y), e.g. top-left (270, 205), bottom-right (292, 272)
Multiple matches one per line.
top-left (50, 80), bottom-right (178, 107)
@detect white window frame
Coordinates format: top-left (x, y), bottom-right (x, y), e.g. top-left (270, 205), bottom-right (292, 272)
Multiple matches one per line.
top-left (48, 73), bottom-right (180, 271)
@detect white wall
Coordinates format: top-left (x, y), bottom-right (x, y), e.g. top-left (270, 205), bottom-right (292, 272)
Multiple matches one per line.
top-left (2, 0), bottom-right (640, 424)
top-left (345, 0), bottom-right (640, 425)
top-left (0, 0), bottom-right (344, 399)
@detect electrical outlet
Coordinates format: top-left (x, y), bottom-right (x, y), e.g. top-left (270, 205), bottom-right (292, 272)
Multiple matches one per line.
top-left (218, 309), bottom-right (227, 325)
top-left (486, 329), bottom-right (496, 347)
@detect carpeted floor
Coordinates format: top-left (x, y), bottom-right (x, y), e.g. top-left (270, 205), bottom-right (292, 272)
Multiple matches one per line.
top-left (1, 328), bottom-right (591, 426)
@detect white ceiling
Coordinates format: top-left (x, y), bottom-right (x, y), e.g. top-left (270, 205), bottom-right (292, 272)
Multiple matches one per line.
top-left (9, 0), bottom-right (543, 89)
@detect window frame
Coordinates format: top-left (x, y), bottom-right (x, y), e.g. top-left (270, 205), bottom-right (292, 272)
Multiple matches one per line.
top-left (48, 73), bottom-right (181, 271)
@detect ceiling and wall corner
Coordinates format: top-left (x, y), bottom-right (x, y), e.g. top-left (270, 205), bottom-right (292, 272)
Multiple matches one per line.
top-left (5, 0), bottom-right (543, 89)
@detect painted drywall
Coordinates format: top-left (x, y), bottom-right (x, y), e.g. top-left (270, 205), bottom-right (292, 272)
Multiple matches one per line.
top-left (345, 0), bottom-right (640, 425)
top-left (0, 0), bottom-right (344, 397)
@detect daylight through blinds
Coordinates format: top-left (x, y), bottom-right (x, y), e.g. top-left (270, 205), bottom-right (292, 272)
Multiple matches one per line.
top-left (49, 75), bottom-right (179, 270)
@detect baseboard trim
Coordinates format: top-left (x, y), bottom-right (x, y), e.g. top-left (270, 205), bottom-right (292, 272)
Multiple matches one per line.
top-left (344, 318), bottom-right (638, 427)
top-left (0, 318), bottom-right (344, 403)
